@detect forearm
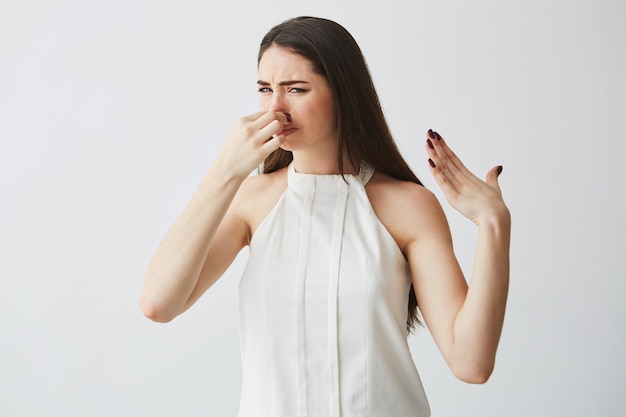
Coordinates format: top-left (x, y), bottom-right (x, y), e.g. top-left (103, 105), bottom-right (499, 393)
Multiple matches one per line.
top-left (452, 209), bottom-right (511, 382)
top-left (139, 159), bottom-right (247, 322)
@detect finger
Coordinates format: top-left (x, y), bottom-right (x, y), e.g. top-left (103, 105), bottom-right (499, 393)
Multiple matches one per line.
top-left (259, 133), bottom-right (286, 155)
top-left (257, 119), bottom-right (285, 142)
top-left (251, 111), bottom-right (289, 130)
top-left (427, 130), bottom-right (487, 192)
top-left (241, 111), bottom-right (267, 122)
top-left (426, 140), bottom-right (461, 195)
top-left (486, 165), bottom-right (503, 191)
top-left (429, 131), bottom-right (473, 180)
top-left (427, 157), bottom-right (461, 198)
top-left (425, 131), bottom-right (468, 189)
top-left (251, 112), bottom-right (289, 143)
top-left (426, 131), bottom-right (461, 175)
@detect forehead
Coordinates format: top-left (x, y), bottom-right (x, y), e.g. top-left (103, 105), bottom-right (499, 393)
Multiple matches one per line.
top-left (258, 47), bottom-right (316, 80)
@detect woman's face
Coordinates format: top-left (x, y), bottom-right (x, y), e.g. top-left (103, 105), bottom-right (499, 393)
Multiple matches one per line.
top-left (257, 46), bottom-right (338, 152)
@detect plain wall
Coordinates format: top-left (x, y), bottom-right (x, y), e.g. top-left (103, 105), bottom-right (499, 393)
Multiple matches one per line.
top-left (1, 0), bottom-right (625, 416)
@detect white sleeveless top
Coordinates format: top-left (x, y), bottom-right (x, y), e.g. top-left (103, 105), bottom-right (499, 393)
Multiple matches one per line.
top-left (238, 162), bottom-right (430, 417)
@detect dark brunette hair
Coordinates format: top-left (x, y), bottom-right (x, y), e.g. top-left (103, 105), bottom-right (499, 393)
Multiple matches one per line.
top-left (258, 16), bottom-right (423, 331)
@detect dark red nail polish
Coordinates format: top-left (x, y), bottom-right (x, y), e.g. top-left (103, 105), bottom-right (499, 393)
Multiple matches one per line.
top-left (427, 139), bottom-right (434, 149)
top-left (434, 131), bottom-right (441, 141)
top-left (283, 112), bottom-right (291, 123)
top-left (428, 158), bottom-right (436, 168)
top-left (497, 165), bottom-right (503, 176)
top-left (428, 129), bottom-right (435, 139)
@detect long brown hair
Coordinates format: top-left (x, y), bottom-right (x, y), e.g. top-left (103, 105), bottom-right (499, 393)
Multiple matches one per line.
top-left (258, 17), bottom-right (423, 331)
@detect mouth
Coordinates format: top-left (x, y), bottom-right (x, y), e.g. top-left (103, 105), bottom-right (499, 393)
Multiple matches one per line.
top-left (280, 127), bottom-right (298, 137)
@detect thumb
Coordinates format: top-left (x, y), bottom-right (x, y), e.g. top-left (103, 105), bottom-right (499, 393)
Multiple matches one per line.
top-left (486, 165), bottom-right (503, 189)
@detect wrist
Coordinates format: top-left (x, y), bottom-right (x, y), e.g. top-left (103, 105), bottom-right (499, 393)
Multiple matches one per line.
top-left (211, 156), bottom-right (253, 185)
top-left (476, 205), bottom-right (511, 231)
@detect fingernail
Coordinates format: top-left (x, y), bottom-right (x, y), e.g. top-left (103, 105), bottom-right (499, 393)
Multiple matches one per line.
top-left (434, 131), bottom-right (441, 141)
top-left (283, 112), bottom-right (291, 123)
top-left (428, 129), bottom-right (435, 139)
top-left (427, 139), bottom-right (434, 149)
top-left (428, 158), bottom-right (436, 168)
top-left (497, 165), bottom-right (503, 176)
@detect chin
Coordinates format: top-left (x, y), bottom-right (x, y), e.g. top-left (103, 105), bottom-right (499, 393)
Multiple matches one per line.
top-left (279, 139), bottom-right (300, 152)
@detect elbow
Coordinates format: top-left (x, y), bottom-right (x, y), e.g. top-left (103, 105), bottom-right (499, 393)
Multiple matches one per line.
top-left (138, 296), bottom-right (177, 323)
top-left (452, 362), bottom-right (494, 385)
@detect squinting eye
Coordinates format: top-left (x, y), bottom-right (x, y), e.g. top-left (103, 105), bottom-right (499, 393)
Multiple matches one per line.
top-left (289, 88), bottom-right (306, 93)
top-left (258, 87), bottom-right (272, 93)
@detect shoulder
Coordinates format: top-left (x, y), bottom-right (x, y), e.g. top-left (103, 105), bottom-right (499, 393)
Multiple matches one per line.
top-left (367, 170), bottom-right (435, 204)
top-left (367, 170), bottom-right (442, 218)
top-left (366, 171), bottom-right (450, 254)
top-left (238, 167), bottom-right (287, 197)
top-left (233, 167), bottom-right (288, 243)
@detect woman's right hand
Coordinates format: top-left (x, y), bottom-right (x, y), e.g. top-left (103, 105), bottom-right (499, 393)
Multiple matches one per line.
top-left (140, 111), bottom-right (289, 322)
top-left (217, 111), bottom-right (290, 178)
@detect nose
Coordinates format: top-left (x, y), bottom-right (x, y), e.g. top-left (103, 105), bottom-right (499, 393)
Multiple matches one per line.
top-left (267, 91), bottom-right (286, 113)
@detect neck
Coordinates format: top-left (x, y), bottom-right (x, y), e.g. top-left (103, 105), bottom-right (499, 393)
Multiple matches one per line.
top-left (291, 149), bottom-right (359, 175)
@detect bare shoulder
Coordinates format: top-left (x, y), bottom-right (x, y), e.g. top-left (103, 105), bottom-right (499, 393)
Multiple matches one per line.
top-left (366, 171), bottom-right (450, 253)
top-left (237, 168), bottom-right (286, 198)
top-left (233, 167), bottom-right (288, 243)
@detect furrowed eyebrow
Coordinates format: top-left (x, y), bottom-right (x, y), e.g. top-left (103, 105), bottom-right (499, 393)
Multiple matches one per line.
top-left (257, 80), bottom-right (310, 86)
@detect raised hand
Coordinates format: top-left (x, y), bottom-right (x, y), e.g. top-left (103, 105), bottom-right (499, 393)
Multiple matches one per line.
top-left (217, 111), bottom-right (290, 178)
top-left (425, 129), bottom-right (510, 226)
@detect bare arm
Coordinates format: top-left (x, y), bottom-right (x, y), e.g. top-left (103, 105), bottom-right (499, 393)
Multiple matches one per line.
top-left (407, 130), bottom-right (510, 384)
top-left (138, 111), bottom-right (289, 322)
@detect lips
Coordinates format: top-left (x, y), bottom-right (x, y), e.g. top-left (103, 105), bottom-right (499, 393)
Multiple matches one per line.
top-left (280, 127), bottom-right (298, 136)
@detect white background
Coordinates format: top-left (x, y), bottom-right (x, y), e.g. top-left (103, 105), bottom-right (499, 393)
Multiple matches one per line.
top-left (1, 1), bottom-right (625, 416)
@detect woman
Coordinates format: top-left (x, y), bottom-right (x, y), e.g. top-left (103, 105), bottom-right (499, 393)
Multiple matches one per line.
top-left (140, 16), bottom-right (510, 417)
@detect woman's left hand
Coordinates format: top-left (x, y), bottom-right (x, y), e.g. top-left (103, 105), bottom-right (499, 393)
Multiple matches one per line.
top-left (425, 130), bottom-right (510, 226)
